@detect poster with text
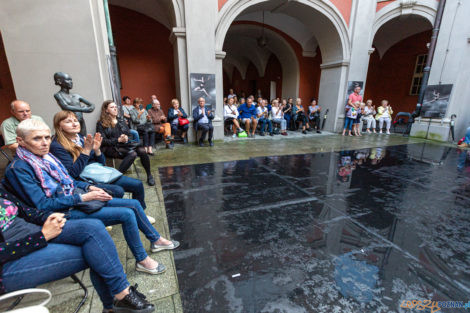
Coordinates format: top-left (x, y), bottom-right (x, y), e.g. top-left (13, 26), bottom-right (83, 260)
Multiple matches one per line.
top-left (421, 84), bottom-right (452, 118)
top-left (190, 73), bottom-right (216, 113)
top-left (345, 81), bottom-right (364, 106)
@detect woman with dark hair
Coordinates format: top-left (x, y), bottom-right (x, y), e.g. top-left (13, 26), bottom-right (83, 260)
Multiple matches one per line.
top-left (130, 98), bottom-right (155, 155)
top-left (0, 187), bottom-right (154, 313)
top-left (96, 100), bottom-right (155, 186)
top-left (308, 98), bottom-right (322, 134)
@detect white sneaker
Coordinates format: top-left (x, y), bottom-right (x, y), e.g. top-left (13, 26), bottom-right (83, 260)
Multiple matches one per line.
top-left (379, 130), bottom-right (382, 134)
top-left (146, 215), bottom-right (156, 224)
top-left (135, 262), bottom-right (166, 275)
top-left (232, 134), bottom-right (237, 138)
top-left (386, 130), bottom-right (391, 135)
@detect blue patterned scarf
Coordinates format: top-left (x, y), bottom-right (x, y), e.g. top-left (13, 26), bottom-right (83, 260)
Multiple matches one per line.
top-left (16, 146), bottom-right (75, 197)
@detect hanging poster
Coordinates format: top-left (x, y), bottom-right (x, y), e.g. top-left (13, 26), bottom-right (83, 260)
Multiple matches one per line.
top-left (421, 84), bottom-right (453, 118)
top-left (345, 81), bottom-right (364, 105)
top-left (190, 73), bottom-right (216, 112)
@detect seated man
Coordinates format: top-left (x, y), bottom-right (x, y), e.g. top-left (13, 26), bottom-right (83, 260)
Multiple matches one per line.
top-left (148, 99), bottom-right (173, 149)
top-left (238, 96), bottom-right (258, 138)
top-left (1, 100), bottom-right (45, 151)
top-left (193, 97), bottom-right (214, 147)
top-left (146, 94), bottom-right (157, 111)
top-left (257, 99), bottom-right (273, 136)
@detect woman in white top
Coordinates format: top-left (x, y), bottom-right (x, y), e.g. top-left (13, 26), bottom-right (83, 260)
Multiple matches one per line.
top-left (375, 100), bottom-right (394, 134)
top-left (271, 99), bottom-right (288, 136)
top-left (363, 100), bottom-right (376, 133)
top-left (224, 97), bottom-right (242, 137)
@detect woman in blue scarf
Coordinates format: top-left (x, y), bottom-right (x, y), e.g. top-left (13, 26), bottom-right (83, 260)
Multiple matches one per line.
top-left (3, 119), bottom-right (179, 276)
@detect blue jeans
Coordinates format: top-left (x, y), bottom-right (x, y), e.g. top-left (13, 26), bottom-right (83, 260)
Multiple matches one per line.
top-left (97, 175), bottom-right (146, 209)
top-left (69, 198), bottom-right (160, 262)
top-left (284, 113), bottom-right (291, 129)
top-left (129, 129), bottom-right (140, 143)
top-left (2, 219), bottom-right (128, 309)
top-left (344, 117), bottom-right (355, 130)
top-left (259, 118), bottom-right (273, 134)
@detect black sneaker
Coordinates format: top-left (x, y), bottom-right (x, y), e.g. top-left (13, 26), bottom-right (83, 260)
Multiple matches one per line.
top-left (260, 132), bottom-right (265, 136)
top-left (209, 140), bottom-right (214, 147)
top-left (147, 175), bottom-right (155, 186)
top-left (113, 284), bottom-right (155, 313)
top-left (302, 130), bottom-right (307, 134)
top-left (316, 130), bottom-right (321, 134)
top-left (269, 132), bottom-right (274, 136)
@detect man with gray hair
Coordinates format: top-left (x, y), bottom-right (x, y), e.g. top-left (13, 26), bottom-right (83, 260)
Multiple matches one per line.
top-left (0, 100), bottom-right (45, 151)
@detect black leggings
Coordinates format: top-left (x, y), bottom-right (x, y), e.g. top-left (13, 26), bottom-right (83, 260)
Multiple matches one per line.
top-left (107, 147), bottom-right (152, 177)
top-left (296, 113), bottom-right (308, 127)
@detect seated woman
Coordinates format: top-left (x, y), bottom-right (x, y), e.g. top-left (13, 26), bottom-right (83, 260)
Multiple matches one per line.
top-left (271, 99), bottom-right (288, 136)
top-left (375, 100), bottom-right (393, 134)
top-left (50, 110), bottom-right (150, 217)
top-left (167, 98), bottom-right (189, 144)
top-left (3, 119), bottom-right (179, 275)
top-left (130, 98), bottom-right (155, 155)
top-left (97, 100), bottom-right (155, 186)
top-left (0, 187), bottom-right (154, 313)
top-left (308, 99), bottom-right (322, 134)
top-left (292, 98), bottom-right (310, 134)
top-left (224, 97), bottom-right (243, 137)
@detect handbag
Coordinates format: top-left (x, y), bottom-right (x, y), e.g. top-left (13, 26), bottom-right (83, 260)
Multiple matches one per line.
top-left (79, 162), bottom-right (123, 184)
top-left (178, 117), bottom-right (189, 126)
top-left (137, 122), bottom-right (154, 133)
top-left (73, 188), bottom-right (109, 214)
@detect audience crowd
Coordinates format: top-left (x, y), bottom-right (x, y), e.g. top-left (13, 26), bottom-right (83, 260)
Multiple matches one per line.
top-left (0, 86), bottom-right (397, 312)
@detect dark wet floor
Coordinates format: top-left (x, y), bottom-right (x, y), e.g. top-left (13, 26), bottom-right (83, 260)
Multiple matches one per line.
top-left (159, 143), bottom-right (470, 313)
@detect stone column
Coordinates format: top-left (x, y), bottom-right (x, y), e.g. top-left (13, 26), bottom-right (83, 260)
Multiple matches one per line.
top-left (426, 0), bottom-right (470, 138)
top-left (170, 27), bottom-right (190, 115)
top-left (318, 61), bottom-right (349, 132)
top-left (347, 0), bottom-right (377, 87)
top-left (183, 0), bottom-right (222, 142)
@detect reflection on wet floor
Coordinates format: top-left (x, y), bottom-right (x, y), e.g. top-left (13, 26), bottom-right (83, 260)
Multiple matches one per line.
top-left (159, 143), bottom-right (470, 313)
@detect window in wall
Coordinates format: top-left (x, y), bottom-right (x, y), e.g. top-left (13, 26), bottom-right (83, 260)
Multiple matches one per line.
top-left (410, 54), bottom-right (427, 96)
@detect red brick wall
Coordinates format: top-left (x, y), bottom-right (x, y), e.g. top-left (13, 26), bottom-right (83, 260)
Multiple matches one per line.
top-left (365, 30), bottom-right (432, 115)
top-left (110, 5), bottom-right (175, 113)
top-left (376, 0), bottom-right (396, 12)
top-left (0, 32), bottom-right (16, 123)
top-left (330, 0), bottom-right (352, 25)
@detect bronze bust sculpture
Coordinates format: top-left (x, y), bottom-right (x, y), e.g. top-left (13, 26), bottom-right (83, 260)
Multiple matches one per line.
top-left (53, 72), bottom-right (95, 135)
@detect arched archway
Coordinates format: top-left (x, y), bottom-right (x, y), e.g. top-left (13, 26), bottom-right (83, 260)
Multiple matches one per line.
top-left (215, 0), bottom-right (351, 131)
top-left (224, 24), bottom-right (299, 98)
top-left (365, 8), bottom-right (435, 115)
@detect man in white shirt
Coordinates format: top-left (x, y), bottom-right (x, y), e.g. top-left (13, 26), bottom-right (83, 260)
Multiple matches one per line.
top-left (257, 99), bottom-right (273, 136)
